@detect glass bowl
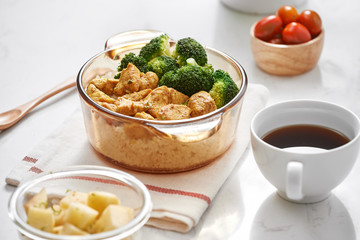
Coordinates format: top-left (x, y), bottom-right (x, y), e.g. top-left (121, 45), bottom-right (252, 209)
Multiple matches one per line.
top-left (77, 30), bottom-right (248, 173)
top-left (8, 165), bottom-right (152, 240)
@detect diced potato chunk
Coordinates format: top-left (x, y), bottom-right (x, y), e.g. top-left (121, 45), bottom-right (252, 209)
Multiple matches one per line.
top-left (87, 191), bottom-right (120, 214)
top-left (63, 202), bottom-right (98, 230)
top-left (24, 188), bottom-right (47, 214)
top-left (52, 225), bottom-right (63, 234)
top-left (58, 223), bottom-right (89, 235)
top-left (51, 204), bottom-right (65, 226)
top-left (60, 191), bottom-right (88, 209)
top-left (24, 188), bottom-right (135, 236)
top-left (94, 204), bottom-right (134, 233)
top-left (27, 207), bottom-right (54, 232)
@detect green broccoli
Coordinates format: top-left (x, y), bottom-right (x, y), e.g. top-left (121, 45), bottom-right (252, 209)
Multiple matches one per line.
top-left (173, 37), bottom-right (208, 67)
top-left (159, 64), bottom-right (214, 96)
top-left (148, 55), bottom-right (179, 79)
top-left (209, 69), bottom-right (239, 108)
top-left (115, 52), bottom-right (148, 78)
top-left (186, 58), bottom-right (214, 72)
top-left (139, 34), bottom-right (171, 62)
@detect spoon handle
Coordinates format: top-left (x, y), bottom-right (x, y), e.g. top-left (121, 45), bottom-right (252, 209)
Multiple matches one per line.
top-left (0, 76), bottom-right (76, 130)
top-left (22, 76), bottom-right (77, 112)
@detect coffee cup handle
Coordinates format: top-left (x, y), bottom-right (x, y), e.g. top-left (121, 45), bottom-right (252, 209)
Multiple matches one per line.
top-left (286, 161), bottom-right (304, 200)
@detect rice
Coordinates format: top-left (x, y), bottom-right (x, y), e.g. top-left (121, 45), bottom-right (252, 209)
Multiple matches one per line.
top-left (81, 105), bottom-right (240, 173)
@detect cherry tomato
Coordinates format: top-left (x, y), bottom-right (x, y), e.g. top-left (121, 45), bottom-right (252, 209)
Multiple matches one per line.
top-left (282, 22), bottom-right (311, 44)
top-left (298, 10), bottom-right (322, 36)
top-left (268, 35), bottom-right (284, 44)
top-left (276, 5), bottom-right (299, 26)
top-left (254, 15), bottom-right (283, 41)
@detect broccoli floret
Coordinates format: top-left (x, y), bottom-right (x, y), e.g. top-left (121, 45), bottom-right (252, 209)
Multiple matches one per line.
top-left (186, 58), bottom-right (214, 72)
top-left (159, 64), bottom-right (214, 96)
top-left (173, 37), bottom-right (208, 67)
top-left (115, 52), bottom-right (148, 78)
top-left (148, 55), bottom-right (179, 79)
top-left (139, 34), bottom-right (171, 62)
top-left (209, 69), bottom-right (239, 108)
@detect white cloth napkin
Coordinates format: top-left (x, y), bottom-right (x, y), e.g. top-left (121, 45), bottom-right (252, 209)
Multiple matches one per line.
top-left (6, 84), bottom-right (269, 233)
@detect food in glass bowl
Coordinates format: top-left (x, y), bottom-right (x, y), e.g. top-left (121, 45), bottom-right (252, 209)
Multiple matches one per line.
top-left (24, 188), bottom-right (134, 235)
top-left (77, 30), bottom-right (247, 173)
top-left (86, 34), bottom-right (239, 121)
top-left (8, 166), bottom-right (152, 240)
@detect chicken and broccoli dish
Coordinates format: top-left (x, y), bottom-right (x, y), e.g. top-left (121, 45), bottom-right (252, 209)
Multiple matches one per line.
top-left (86, 34), bottom-right (239, 121)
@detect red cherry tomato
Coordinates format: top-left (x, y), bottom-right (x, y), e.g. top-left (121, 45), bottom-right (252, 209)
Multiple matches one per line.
top-left (298, 10), bottom-right (322, 36)
top-left (276, 5), bottom-right (299, 26)
top-left (268, 35), bottom-right (284, 44)
top-left (254, 15), bottom-right (283, 41)
top-left (282, 22), bottom-right (312, 44)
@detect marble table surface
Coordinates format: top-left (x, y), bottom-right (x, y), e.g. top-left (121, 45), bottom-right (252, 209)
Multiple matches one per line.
top-left (1, 0), bottom-right (359, 239)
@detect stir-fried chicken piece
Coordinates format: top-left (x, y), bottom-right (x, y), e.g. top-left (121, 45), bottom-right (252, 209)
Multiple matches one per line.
top-left (116, 97), bottom-right (146, 115)
top-left (169, 87), bottom-right (190, 104)
top-left (100, 97), bottom-right (146, 116)
top-left (113, 63), bottom-right (141, 96)
top-left (86, 63), bottom-right (220, 120)
top-left (86, 84), bottom-right (116, 104)
top-left (113, 63), bottom-right (159, 96)
top-left (143, 86), bottom-right (171, 107)
top-left (142, 86), bottom-right (171, 117)
top-left (157, 104), bottom-right (192, 120)
top-left (122, 89), bottom-right (152, 101)
top-left (188, 91), bottom-right (217, 117)
top-left (139, 72), bottom-right (159, 91)
top-left (98, 102), bottom-right (118, 112)
top-left (143, 86), bottom-right (189, 107)
top-left (89, 78), bottom-right (119, 95)
top-left (134, 112), bottom-right (155, 120)
top-left (142, 86), bottom-right (189, 116)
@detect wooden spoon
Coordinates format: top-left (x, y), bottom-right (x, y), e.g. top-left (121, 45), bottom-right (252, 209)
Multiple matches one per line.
top-left (0, 76), bottom-right (76, 130)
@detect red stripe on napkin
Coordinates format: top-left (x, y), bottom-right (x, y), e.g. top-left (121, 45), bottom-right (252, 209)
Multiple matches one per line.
top-left (65, 176), bottom-right (126, 186)
top-left (59, 176), bottom-right (211, 205)
top-left (23, 156), bottom-right (38, 163)
top-left (146, 185), bottom-right (211, 205)
top-left (23, 157), bottom-right (211, 205)
top-left (29, 166), bottom-right (43, 174)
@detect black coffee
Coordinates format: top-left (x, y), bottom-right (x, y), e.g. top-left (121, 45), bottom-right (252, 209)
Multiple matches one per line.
top-left (262, 124), bottom-right (350, 150)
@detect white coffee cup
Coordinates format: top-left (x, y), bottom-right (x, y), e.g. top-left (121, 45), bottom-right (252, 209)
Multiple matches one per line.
top-left (250, 100), bottom-right (360, 203)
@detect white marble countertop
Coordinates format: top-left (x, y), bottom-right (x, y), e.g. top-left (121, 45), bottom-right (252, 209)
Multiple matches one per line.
top-left (1, 0), bottom-right (360, 239)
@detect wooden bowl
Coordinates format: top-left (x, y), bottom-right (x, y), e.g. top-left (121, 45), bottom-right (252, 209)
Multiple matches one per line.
top-left (250, 23), bottom-right (324, 76)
